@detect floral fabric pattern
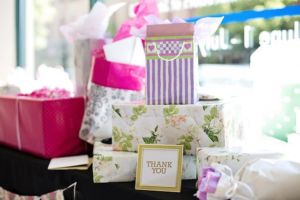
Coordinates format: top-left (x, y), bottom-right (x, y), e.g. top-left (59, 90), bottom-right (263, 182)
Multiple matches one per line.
top-left (79, 83), bottom-right (144, 144)
top-left (112, 102), bottom-right (228, 155)
top-left (93, 142), bottom-right (137, 183)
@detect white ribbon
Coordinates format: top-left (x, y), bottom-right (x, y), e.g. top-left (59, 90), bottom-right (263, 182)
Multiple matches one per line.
top-left (62, 182), bottom-right (77, 200)
top-left (208, 163), bottom-right (256, 200)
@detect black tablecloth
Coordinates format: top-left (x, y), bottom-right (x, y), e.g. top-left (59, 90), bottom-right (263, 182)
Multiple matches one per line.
top-left (0, 145), bottom-right (198, 200)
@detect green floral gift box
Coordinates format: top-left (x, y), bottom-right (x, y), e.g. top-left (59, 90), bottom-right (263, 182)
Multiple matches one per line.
top-left (93, 141), bottom-right (197, 183)
top-left (112, 101), bottom-right (231, 155)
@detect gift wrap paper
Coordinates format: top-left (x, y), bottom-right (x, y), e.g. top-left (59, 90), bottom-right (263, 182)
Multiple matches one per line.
top-left (112, 102), bottom-right (229, 155)
top-left (79, 83), bottom-right (143, 144)
top-left (93, 142), bottom-right (197, 183)
top-left (197, 147), bottom-right (283, 177)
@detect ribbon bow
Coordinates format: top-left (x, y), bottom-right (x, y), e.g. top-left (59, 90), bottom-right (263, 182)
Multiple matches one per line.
top-left (196, 164), bottom-right (255, 200)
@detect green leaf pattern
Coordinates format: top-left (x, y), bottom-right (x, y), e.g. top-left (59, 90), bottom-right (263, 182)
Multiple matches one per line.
top-left (112, 105), bottom-right (122, 118)
top-left (130, 105), bottom-right (147, 121)
top-left (112, 104), bottom-right (225, 154)
top-left (142, 125), bottom-right (161, 144)
top-left (177, 134), bottom-right (194, 154)
top-left (112, 126), bottom-right (134, 151)
top-left (94, 154), bottom-right (115, 183)
top-left (202, 106), bottom-right (223, 143)
top-left (163, 105), bottom-right (187, 128)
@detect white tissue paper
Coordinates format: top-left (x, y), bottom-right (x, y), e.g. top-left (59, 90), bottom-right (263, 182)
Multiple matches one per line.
top-left (60, 2), bottom-right (125, 43)
top-left (103, 36), bottom-right (146, 66)
top-left (236, 159), bottom-right (300, 200)
top-left (0, 66), bottom-right (73, 95)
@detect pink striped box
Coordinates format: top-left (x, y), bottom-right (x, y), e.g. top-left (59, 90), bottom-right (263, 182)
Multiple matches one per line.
top-left (145, 23), bottom-right (198, 105)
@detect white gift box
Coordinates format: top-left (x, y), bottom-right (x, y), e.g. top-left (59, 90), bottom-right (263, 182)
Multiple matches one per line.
top-left (112, 101), bottom-right (234, 155)
top-left (93, 142), bottom-right (197, 183)
top-left (196, 147), bottom-right (283, 177)
top-left (103, 36), bottom-right (146, 67)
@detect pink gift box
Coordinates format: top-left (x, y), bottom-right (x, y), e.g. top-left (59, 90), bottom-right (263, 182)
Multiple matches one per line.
top-left (0, 96), bottom-right (87, 158)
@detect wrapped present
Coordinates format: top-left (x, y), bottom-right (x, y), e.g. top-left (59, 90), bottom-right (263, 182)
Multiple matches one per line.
top-left (0, 95), bottom-right (86, 158)
top-left (78, 47), bottom-right (145, 143)
top-left (93, 148), bottom-right (137, 183)
top-left (139, 17), bottom-right (223, 105)
top-left (145, 23), bottom-right (197, 105)
top-left (79, 0), bottom-right (163, 143)
top-left (112, 101), bottom-right (228, 155)
top-left (93, 142), bottom-right (197, 183)
top-left (196, 147), bottom-right (283, 177)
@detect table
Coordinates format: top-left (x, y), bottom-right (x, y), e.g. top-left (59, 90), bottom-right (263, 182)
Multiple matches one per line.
top-left (0, 145), bottom-right (198, 200)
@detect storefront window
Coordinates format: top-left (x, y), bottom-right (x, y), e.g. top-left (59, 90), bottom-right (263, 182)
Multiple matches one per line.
top-left (25, 0), bottom-right (89, 73)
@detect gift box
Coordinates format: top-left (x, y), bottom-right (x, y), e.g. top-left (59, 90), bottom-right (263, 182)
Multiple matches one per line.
top-left (93, 144), bottom-right (137, 183)
top-left (145, 23), bottom-right (197, 105)
top-left (196, 147), bottom-right (283, 177)
top-left (112, 101), bottom-right (229, 155)
top-left (0, 96), bottom-right (86, 158)
top-left (93, 141), bottom-right (197, 183)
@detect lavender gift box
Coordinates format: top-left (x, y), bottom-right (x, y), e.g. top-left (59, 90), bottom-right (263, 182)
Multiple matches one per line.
top-left (145, 23), bottom-right (198, 105)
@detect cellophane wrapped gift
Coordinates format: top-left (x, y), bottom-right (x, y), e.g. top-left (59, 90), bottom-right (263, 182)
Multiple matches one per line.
top-left (0, 91), bottom-right (87, 159)
top-left (196, 147), bottom-right (283, 177)
top-left (93, 141), bottom-right (197, 183)
top-left (73, 39), bottom-right (95, 96)
top-left (112, 101), bottom-right (232, 155)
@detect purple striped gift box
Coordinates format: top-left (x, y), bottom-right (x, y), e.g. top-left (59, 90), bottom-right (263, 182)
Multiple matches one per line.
top-left (145, 23), bottom-right (198, 105)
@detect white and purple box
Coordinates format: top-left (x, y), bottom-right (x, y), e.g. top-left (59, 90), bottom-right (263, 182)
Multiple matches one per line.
top-left (145, 23), bottom-right (198, 105)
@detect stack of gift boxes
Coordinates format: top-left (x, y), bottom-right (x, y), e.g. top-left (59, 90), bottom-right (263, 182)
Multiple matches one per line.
top-left (93, 22), bottom-right (235, 183)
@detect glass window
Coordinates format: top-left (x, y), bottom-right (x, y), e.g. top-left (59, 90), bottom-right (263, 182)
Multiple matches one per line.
top-left (26, 0), bottom-right (89, 73)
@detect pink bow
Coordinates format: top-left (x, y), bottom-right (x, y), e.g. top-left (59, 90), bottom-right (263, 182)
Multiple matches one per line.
top-left (113, 0), bottom-right (159, 41)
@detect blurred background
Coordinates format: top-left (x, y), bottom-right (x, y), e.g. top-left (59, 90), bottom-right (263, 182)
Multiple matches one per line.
top-left (0, 0), bottom-right (300, 142)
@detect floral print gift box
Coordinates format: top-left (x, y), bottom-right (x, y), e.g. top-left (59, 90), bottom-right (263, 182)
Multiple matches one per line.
top-left (112, 101), bottom-right (228, 155)
top-left (93, 141), bottom-right (198, 183)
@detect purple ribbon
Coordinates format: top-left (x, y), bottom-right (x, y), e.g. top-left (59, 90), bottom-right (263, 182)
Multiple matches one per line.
top-left (196, 167), bottom-right (222, 200)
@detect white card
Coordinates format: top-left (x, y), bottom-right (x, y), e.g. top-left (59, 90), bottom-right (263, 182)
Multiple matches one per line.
top-left (103, 36), bottom-right (146, 67)
top-left (48, 155), bottom-right (89, 170)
